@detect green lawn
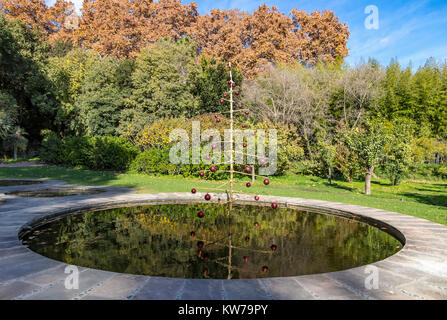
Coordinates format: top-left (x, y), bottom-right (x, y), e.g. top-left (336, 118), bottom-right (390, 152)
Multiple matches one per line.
top-left (1, 165), bottom-right (447, 225)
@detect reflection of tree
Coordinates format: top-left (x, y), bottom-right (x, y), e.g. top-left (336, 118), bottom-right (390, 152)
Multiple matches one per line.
top-left (24, 204), bottom-right (401, 279)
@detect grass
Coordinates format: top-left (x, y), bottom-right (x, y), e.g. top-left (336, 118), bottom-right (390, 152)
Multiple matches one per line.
top-left (1, 165), bottom-right (446, 225)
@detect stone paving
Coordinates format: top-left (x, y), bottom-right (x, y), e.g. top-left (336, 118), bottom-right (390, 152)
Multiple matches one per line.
top-left (0, 178), bottom-right (446, 300)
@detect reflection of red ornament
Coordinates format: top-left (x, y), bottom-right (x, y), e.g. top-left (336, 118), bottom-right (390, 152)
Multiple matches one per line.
top-left (216, 118), bottom-right (221, 123)
top-left (243, 256), bottom-right (248, 262)
top-left (259, 158), bottom-right (266, 165)
top-left (263, 178), bottom-right (270, 185)
top-left (220, 99), bottom-right (224, 104)
top-left (262, 266), bottom-right (269, 273)
top-left (245, 166), bottom-right (251, 173)
top-left (204, 193), bottom-right (211, 201)
top-left (235, 91), bottom-right (240, 96)
top-left (241, 124), bottom-right (246, 128)
top-left (198, 249), bottom-right (203, 256)
top-left (205, 154), bottom-right (211, 160)
top-left (203, 253), bottom-right (209, 261)
top-left (245, 110), bottom-right (249, 115)
top-left (198, 211), bottom-right (205, 218)
top-left (199, 171), bottom-right (205, 177)
top-left (254, 195), bottom-right (260, 201)
top-left (214, 114), bottom-right (219, 118)
top-left (190, 231), bottom-right (196, 237)
top-left (246, 182), bottom-right (251, 188)
top-left (191, 188), bottom-right (197, 194)
top-left (271, 244), bottom-right (277, 251)
top-left (203, 268), bottom-right (208, 276)
top-left (197, 241), bottom-right (204, 248)
top-left (212, 143), bottom-right (217, 149)
top-left (245, 236), bottom-right (250, 242)
top-left (271, 202), bottom-right (278, 209)
top-left (238, 103), bottom-right (243, 109)
top-left (254, 222), bottom-right (259, 227)
top-left (210, 165), bottom-right (217, 172)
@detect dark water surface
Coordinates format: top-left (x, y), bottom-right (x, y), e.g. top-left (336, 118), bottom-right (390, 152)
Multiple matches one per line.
top-left (21, 204), bottom-right (402, 279)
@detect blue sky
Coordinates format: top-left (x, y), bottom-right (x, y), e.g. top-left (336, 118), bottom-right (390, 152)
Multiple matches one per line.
top-left (47, 0), bottom-right (447, 69)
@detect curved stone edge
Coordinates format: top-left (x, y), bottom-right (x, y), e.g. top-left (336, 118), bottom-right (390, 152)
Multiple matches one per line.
top-left (0, 187), bottom-right (446, 300)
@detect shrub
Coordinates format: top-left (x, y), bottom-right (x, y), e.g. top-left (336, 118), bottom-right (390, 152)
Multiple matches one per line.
top-left (40, 132), bottom-right (137, 171)
top-left (88, 136), bottom-right (138, 171)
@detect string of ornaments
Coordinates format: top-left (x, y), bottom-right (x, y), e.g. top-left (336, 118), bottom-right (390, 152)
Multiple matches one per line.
top-left (189, 63), bottom-right (278, 278)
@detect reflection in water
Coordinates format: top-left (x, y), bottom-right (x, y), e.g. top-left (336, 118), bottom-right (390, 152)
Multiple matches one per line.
top-left (21, 203), bottom-right (401, 279)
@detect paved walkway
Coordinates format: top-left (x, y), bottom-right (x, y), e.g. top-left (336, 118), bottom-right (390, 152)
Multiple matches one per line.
top-left (0, 179), bottom-right (446, 300)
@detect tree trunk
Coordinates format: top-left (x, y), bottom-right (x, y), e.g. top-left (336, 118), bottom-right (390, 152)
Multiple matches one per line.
top-left (13, 145), bottom-right (17, 161)
top-left (328, 166), bottom-right (332, 185)
top-left (365, 166), bottom-right (374, 195)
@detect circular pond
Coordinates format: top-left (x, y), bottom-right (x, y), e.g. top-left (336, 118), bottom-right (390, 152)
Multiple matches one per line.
top-left (8, 188), bottom-right (104, 197)
top-left (20, 203), bottom-right (402, 279)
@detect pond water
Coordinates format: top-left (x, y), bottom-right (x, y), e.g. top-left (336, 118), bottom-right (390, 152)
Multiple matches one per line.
top-left (21, 203), bottom-right (402, 279)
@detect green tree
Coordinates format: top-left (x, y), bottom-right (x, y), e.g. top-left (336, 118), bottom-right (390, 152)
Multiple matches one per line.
top-left (383, 118), bottom-right (415, 185)
top-left (132, 37), bottom-right (200, 119)
top-left (191, 56), bottom-right (243, 115)
top-left (344, 119), bottom-right (388, 195)
top-left (3, 126), bottom-right (28, 160)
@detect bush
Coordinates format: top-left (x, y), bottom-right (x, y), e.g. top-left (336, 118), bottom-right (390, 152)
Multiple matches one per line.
top-left (130, 147), bottom-right (179, 175)
top-left (40, 130), bottom-right (63, 164)
top-left (40, 132), bottom-right (137, 171)
top-left (88, 136), bottom-right (138, 171)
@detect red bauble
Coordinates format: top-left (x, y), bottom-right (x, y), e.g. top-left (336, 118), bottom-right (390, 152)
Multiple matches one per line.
top-left (259, 158), bottom-right (266, 165)
top-left (263, 178), bottom-right (270, 185)
top-left (241, 124), bottom-right (246, 128)
top-left (246, 182), bottom-right (251, 188)
top-left (254, 195), bottom-right (260, 201)
top-left (212, 143), bottom-right (217, 149)
top-left (204, 193), bottom-right (211, 201)
top-left (197, 241), bottom-right (204, 248)
top-left (271, 244), bottom-right (277, 251)
top-left (198, 249), bottom-right (203, 256)
top-left (210, 165), bottom-right (217, 172)
top-left (228, 80), bottom-right (232, 85)
top-left (245, 236), bottom-right (250, 242)
top-left (203, 253), bottom-right (209, 261)
top-left (223, 93), bottom-right (227, 98)
top-left (205, 154), bottom-right (211, 160)
top-left (238, 103), bottom-right (243, 109)
top-left (254, 222), bottom-right (259, 227)
top-left (243, 143), bottom-right (247, 148)
top-left (216, 118), bottom-right (221, 123)
top-left (199, 171), bottom-right (205, 177)
top-left (243, 256), bottom-right (248, 262)
top-left (214, 114), bottom-right (219, 118)
top-left (235, 91), bottom-right (240, 96)
top-left (203, 268), bottom-right (208, 276)
top-left (245, 110), bottom-right (249, 115)
top-left (232, 83), bottom-right (236, 88)
top-left (190, 231), bottom-right (196, 237)
top-left (191, 188), bottom-right (197, 194)
top-left (271, 202), bottom-right (278, 209)
top-left (262, 266), bottom-right (269, 273)
top-left (220, 99), bottom-right (224, 104)
top-left (198, 211), bottom-right (205, 218)
top-left (245, 166), bottom-right (251, 173)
